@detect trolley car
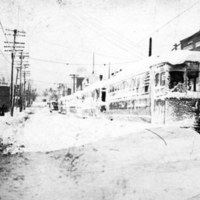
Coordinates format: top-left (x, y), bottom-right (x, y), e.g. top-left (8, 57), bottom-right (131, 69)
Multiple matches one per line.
top-left (59, 50), bottom-right (200, 124)
top-left (106, 50), bottom-right (200, 124)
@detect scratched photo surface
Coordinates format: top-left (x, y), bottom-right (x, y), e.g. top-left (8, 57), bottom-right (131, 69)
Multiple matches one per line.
top-left (1, 0), bottom-right (200, 200)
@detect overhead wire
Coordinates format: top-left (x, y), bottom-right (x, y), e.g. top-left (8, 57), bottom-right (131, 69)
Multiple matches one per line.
top-left (116, 0), bottom-right (200, 58)
top-left (64, 8), bottom-right (144, 60)
top-left (29, 56), bottom-right (138, 66)
top-left (0, 20), bottom-right (12, 63)
top-left (0, 49), bottom-right (10, 63)
top-left (74, 7), bottom-right (146, 57)
top-left (29, 37), bottom-right (130, 60)
top-left (33, 79), bottom-right (71, 85)
top-left (137, 0), bottom-right (200, 45)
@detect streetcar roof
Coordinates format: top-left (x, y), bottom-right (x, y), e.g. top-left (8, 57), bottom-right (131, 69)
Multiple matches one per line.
top-left (83, 80), bottom-right (108, 92)
top-left (107, 50), bottom-right (200, 85)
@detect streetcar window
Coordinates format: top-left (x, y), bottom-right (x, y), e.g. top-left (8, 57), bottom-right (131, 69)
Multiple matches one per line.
top-left (136, 77), bottom-right (140, 88)
top-left (145, 85), bottom-right (149, 93)
top-left (187, 71), bottom-right (199, 91)
top-left (169, 71), bottom-right (184, 89)
top-left (120, 84), bottom-right (122, 90)
top-left (140, 76), bottom-right (145, 86)
top-left (155, 73), bottom-right (159, 86)
top-left (123, 81), bottom-right (129, 89)
top-left (160, 72), bottom-right (165, 86)
top-left (145, 72), bottom-right (150, 85)
top-left (102, 91), bottom-right (106, 102)
top-left (117, 84), bottom-right (120, 90)
top-left (131, 78), bottom-right (135, 88)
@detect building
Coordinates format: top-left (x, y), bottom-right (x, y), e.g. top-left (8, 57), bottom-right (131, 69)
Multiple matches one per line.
top-left (76, 77), bottom-right (84, 91)
top-left (180, 30), bottom-right (200, 51)
top-left (0, 76), bottom-right (9, 113)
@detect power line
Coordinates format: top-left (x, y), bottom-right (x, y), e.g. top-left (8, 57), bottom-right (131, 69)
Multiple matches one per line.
top-left (33, 79), bottom-right (71, 85)
top-left (0, 49), bottom-right (10, 63)
top-left (137, 0), bottom-right (200, 45)
top-left (0, 20), bottom-right (12, 63)
top-left (65, 9), bottom-right (144, 59)
top-left (71, 7), bottom-right (146, 57)
top-left (0, 20), bottom-right (13, 51)
top-left (29, 56), bottom-right (137, 66)
top-left (29, 37), bottom-right (128, 60)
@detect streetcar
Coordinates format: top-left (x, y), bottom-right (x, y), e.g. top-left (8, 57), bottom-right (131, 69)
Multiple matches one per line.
top-left (106, 50), bottom-right (200, 124)
top-left (59, 50), bottom-right (200, 124)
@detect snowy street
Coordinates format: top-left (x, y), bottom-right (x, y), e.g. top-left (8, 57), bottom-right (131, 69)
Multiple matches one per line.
top-left (1, 106), bottom-right (200, 200)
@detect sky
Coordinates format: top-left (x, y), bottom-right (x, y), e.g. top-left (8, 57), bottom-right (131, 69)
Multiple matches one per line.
top-left (0, 0), bottom-right (200, 93)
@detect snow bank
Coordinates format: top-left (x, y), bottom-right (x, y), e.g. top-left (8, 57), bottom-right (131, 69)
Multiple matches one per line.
top-left (1, 107), bottom-right (200, 200)
top-left (0, 109), bottom-right (35, 154)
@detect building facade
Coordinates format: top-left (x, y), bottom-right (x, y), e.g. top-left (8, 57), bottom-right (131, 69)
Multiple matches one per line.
top-left (180, 31), bottom-right (200, 51)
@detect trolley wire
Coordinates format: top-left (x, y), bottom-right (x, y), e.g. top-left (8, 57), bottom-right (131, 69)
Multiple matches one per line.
top-left (137, 0), bottom-right (200, 45)
top-left (70, 7), bottom-right (146, 58)
top-left (29, 37), bottom-right (128, 60)
top-left (0, 20), bottom-right (11, 63)
top-left (29, 56), bottom-right (138, 66)
top-left (65, 8), bottom-right (144, 60)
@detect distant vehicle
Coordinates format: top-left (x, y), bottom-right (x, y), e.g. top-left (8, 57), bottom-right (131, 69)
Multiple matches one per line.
top-left (58, 97), bottom-right (67, 114)
top-left (49, 100), bottom-right (58, 112)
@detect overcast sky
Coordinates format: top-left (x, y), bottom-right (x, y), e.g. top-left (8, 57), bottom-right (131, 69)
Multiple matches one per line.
top-left (0, 0), bottom-right (200, 92)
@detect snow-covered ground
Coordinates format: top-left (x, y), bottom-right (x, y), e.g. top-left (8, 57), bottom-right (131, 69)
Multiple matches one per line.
top-left (0, 105), bottom-right (200, 200)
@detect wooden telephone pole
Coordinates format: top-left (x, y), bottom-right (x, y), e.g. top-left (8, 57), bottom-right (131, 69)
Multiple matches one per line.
top-left (70, 74), bottom-right (79, 93)
top-left (4, 29), bottom-right (26, 116)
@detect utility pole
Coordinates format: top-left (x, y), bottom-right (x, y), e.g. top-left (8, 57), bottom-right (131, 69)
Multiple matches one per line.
top-left (13, 68), bottom-right (19, 112)
top-left (23, 71), bottom-right (26, 110)
top-left (27, 81), bottom-right (31, 106)
top-left (17, 53), bottom-right (29, 111)
top-left (22, 65), bottom-right (30, 110)
top-left (70, 74), bottom-right (79, 93)
top-left (92, 53), bottom-right (95, 74)
top-left (27, 79), bottom-right (32, 107)
top-left (4, 29), bottom-right (26, 116)
top-left (149, 37), bottom-right (152, 57)
top-left (10, 52), bottom-right (15, 116)
top-left (19, 52), bottom-right (23, 111)
top-left (108, 63), bottom-right (110, 79)
top-left (10, 30), bottom-right (16, 116)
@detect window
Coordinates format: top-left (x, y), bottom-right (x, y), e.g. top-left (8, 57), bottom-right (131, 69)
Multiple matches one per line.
top-left (160, 72), bottom-right (165, 86)
top-left (136, 77), bottom-right (140, 88)
top-left (195, 41), bottom-right (200, 48)
top-left (145, 86), bottom-right (149, 93)
top-left (187, 71), bottom-right (199, 91)
top-left (123, 81), bottom-right (129, 89)
top-left (144, 72), bottom-right (150, 86)
top-left (131, 78), bottom-right (135, 89)
top-left (155, 73), bottom-right (159, 86)
top-left (110, 86), bottom-right (114, 93)
top-left (169, 71), bottom-right (184, 89)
